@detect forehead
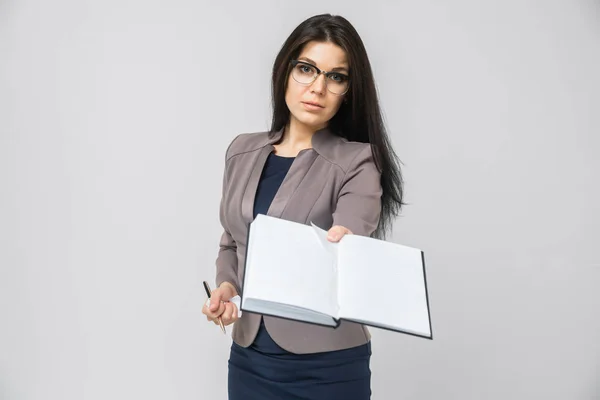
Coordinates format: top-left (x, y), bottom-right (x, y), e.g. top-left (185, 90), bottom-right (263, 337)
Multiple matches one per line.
top-left (297, 41), bottom-right (349, 69)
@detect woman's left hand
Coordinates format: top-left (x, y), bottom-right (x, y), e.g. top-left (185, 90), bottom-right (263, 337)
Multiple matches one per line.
top-left (327, 225), bottom-right (353, 242)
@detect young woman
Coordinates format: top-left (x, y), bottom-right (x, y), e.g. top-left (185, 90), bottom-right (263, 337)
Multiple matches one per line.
top-left (202, 13), bottom-right (404, 399)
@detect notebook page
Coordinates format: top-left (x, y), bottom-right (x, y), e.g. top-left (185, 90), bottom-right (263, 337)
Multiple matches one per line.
top-left (309, 222), bottom-right (339, 259)
top-left (243, 215), bottom-right (338, 318)
top-left (337, 235), bottom-right (430, 337)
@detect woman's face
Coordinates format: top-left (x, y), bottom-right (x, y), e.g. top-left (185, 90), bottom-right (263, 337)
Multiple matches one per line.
top-left (285, 41), bottom-right (349, 132)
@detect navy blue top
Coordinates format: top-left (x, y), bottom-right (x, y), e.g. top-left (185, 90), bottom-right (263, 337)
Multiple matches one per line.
top-left (253, 153), bottom-right (295, 219)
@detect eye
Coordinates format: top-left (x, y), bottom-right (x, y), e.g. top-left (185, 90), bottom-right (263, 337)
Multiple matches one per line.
top-left (296, 63), bottom-right (315, 75)
top-left (296, 63), bottom-right (316, 76)
top-left (328, 73), bottom-right (347, 82)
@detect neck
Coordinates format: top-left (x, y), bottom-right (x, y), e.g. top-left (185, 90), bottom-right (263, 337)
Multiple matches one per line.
top-left (282, 117), bottom-right (327, 150)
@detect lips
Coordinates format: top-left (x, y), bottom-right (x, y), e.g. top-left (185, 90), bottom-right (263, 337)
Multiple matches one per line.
top-left (302, 101), bottom-right (324, 108)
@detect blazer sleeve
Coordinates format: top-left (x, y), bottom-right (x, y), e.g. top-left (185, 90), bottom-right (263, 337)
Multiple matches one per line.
top-left (332, 144), bottom-right (383, 237)
top-left (215, 136), bottom-right (241, 295)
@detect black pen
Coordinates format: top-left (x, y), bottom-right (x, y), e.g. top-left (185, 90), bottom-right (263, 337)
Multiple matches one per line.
top-left (203, 281), bottom-right (226, 334)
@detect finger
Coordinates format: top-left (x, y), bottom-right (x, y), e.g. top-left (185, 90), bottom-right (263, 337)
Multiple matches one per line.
top-left (206, 313), bottom-right (220, 326)
top-left (230, 303), bottom-right (239, 323)
top-left (209, 289), bottom-right (224, 311)
top-left (327, 225), bottom-right (352, 242)
top-left (202, 301), bottom-right (213, 317)
top-left (211, 301), bottom-right (226, 318)
top-left (204, 300), bottom-right (226, 320)
top-left (221, 303), bottom-right (233, 326)
top-left (204, 305), bottom-right (215, 322)
top-left (205, 313), bottom-right (222, 325)
top-left (221, 302), bottom-right (239, 326)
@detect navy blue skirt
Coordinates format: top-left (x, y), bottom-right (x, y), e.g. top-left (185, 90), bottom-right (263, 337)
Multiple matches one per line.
top-left (228, 319), bottom-right (372, 400)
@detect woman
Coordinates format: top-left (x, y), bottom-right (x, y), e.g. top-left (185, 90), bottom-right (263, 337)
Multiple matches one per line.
top-left (202, 13), bottom-right (404, 400)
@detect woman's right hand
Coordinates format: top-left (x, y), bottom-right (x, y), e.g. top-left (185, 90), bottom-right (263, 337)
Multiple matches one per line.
top-left (202, 282), bottom-right (239, 326)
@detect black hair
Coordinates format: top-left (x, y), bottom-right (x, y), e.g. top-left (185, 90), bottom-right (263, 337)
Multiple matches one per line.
top-left (270, 14), bottom-right (405, 238)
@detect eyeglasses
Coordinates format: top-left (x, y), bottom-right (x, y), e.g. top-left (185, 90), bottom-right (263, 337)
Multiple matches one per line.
top-left (289, 60), bottom-right (350, 95)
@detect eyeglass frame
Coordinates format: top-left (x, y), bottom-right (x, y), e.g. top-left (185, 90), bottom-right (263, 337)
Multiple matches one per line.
top-left (289, 59), bottom-right (350, 96)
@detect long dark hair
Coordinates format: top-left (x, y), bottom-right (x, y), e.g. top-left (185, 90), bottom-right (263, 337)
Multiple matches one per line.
top-left (270, 13), bottom-right (405, 239)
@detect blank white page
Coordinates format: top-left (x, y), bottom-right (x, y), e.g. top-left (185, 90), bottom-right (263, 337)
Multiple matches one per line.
top-left (337, 235), bottom-right (431, 337)
top-left (242, 215), bottom-right (338, 317)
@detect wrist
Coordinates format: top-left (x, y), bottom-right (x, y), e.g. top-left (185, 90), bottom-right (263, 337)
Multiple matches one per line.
top-left (219, 281), bottom-right (238, 298)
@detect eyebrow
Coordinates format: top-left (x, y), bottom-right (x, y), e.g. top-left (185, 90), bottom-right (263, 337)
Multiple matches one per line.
top-left (297, 57), bottom-right (349, 73)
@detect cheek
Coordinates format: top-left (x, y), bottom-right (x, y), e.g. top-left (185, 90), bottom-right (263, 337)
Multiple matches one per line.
top-left (325, 97), bottom-right (343, 117)
top-left (285, 80), bottom-right (305, 104)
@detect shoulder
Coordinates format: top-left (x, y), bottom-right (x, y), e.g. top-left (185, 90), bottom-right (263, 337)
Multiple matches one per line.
top-left (225, 131), bottom-right (271, 161)
top-left (319, 136), bottom-right (376, 175)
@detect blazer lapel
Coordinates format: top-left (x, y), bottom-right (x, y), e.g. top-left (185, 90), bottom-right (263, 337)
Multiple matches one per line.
top-left (241, 126), bottom-right (332, 223)
top-left (266, 149), bottom-right (318, 218)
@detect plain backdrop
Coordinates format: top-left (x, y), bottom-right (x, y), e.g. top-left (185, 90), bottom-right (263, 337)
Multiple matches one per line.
top-left (1, 1), bottom-right (599, 399)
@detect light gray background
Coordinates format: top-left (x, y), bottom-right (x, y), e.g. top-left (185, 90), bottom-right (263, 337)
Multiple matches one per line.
top-left (1, 1), bottom-right (599, 399)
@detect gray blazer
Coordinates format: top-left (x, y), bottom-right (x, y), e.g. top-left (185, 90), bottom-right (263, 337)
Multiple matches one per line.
top-left (215, 126), bottom-right (382, 354)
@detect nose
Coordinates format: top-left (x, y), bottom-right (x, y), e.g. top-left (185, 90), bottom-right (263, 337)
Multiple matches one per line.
top-left (310, 73), bottom-right (327, 94)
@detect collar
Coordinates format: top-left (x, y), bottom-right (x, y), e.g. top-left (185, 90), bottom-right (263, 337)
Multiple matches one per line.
top-left (266, 126), bottom-right (341, 156)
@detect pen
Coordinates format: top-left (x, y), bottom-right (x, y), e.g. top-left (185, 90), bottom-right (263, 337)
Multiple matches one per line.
top-left (203, 281), bottom-right (226, 334)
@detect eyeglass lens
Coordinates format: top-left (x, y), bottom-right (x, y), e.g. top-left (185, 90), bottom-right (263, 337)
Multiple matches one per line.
top-left (291, 62), bottom-right (349, 95)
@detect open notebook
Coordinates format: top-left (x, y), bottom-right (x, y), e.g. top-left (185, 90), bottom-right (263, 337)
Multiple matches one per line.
top-left (240, 214), bottom-right (433, 339)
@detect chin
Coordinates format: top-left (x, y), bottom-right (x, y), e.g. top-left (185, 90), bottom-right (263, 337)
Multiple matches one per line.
top-left (293, 112), bottom-right (329, 130)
